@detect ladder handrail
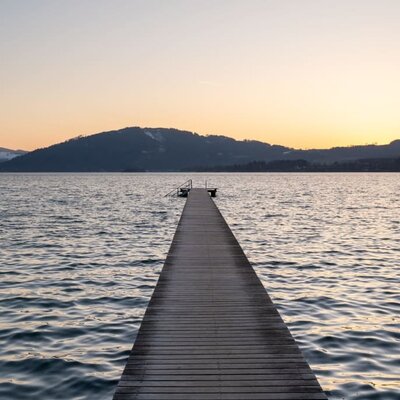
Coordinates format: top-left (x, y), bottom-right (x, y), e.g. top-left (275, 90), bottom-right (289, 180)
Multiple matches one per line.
top-left (164, 179), bottom-right (192, 197)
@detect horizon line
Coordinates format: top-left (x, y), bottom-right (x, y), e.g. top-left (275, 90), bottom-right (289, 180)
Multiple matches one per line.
top-left (2, 125), bottom-right (398, 153)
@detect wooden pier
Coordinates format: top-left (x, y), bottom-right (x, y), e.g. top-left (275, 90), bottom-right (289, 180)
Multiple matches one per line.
top-left (113, 188), bottom-right (327, 400)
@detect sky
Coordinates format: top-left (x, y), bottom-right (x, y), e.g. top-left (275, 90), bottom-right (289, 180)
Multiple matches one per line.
top-left (1, 0), bottom-right (399, 151)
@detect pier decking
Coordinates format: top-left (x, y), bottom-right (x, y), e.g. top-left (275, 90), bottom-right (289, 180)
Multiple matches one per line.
top-left (113, 188), bottom-right (327, 400)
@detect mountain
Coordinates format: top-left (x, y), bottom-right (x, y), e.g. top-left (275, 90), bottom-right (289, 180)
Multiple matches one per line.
top-left (0, 127), bottom-right (399, 172)
top-left (0, 147), bottom-right (27, 163)
top-left (0, 127), bottom-right (288, 172)
top-left (279, 140), bottom-right (400, 163)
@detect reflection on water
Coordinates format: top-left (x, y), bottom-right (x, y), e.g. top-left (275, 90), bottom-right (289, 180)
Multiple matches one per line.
top-left (0, 173), bottom-right (399, 399)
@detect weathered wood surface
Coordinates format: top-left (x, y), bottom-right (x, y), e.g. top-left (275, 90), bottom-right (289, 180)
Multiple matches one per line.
top-left (113, 188), bottom-right (327, 400)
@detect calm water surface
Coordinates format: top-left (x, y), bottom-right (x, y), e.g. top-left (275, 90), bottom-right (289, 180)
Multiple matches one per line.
top-left (0, 173), bottom-right (399, 399)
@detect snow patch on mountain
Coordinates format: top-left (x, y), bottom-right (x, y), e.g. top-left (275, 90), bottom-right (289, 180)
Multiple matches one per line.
top-left (144, 130), bottom-right (164, 142)
top-left (0, 149), bottom-right (25, 162)
top-left (0, 151), bottom-right (19, 161)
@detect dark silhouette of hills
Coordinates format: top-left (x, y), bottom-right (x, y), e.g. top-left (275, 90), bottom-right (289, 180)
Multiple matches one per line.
top-left (187, 158), bottom-right (400, 172)
top-left (0, 127), bottom-right (399, 172)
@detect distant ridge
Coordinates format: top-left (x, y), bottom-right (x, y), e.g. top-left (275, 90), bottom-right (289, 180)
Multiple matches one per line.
top-left (0, 127), bottom-right (399, 172)
top-left (186, 158), bottom-right (400, 172)
top-left (0, 147), bottom-right (27, 163)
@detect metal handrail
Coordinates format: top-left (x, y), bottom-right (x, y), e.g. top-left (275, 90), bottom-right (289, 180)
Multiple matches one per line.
top-left (164, 179), bottom-right (192, 197)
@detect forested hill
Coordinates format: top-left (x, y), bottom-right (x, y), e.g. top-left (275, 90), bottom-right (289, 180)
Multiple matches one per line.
top-left (1, 127), bottom-right (399, 172)
top-left (187, 158), bottom-right (400, 172)
top-left (0, 127), bottom-right (288, 171)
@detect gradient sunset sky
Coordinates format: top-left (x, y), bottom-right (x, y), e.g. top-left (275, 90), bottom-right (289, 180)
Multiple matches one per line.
top-left (1, 0), bottom-right (399, 151)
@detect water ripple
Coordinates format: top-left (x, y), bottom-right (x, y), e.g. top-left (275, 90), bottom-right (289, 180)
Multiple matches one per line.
top-left (0, 172), bottom-right (399, 399)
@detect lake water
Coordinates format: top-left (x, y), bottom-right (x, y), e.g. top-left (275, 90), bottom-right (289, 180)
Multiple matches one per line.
top-left (0, 173), bottom-right (399, 400)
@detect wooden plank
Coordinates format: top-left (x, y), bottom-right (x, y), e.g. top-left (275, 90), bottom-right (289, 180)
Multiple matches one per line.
top-left (115, 394), bottom-right (327, 400)
top-left (113, 189), bottom-right (327, 400)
